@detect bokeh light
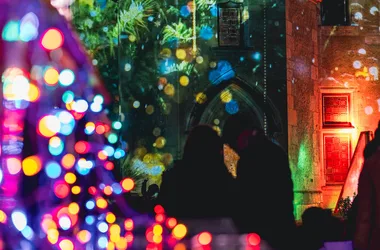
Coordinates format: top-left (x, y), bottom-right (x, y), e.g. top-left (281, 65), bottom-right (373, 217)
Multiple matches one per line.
top-left (172, 224), bottom-right (187, 240)
top-left (198, 232), bottom-right (212, 246)
top-left (41, 28), bottom-right (64, 50)
top-left (247, 233), bottom-right (261, 246)
top-left (121, 178), bottom-right (135, 192)
top-left (44, 67), bottom-right (60, 86)
top-left (59, 69), bottom-right (75, 86)
top-left (38, 115), bottom-right (61, 137)
top-left (22, 156), bottom-right (42, 176)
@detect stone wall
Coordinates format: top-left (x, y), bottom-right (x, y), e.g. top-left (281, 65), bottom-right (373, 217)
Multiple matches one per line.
top-left (286, 0), bottom-right (322, 219)
top-left (319, 23), bottom-right (380, 208)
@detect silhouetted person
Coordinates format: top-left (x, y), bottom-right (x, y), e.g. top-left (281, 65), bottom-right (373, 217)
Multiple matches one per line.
top-left (158, 125), bottom-right (235, 219)
top-left (298, 207), bottom-right (344, 250)
top-left (223, 114), bottom-right (295, 250)
top-left (354, 122), bottom-right (380, 250)
top-left (347, 121), bottom-right (380, 241)
top-left (363, 121), bottom-right (380, 160)
top-left (142, 180), bottom-right (160, 200)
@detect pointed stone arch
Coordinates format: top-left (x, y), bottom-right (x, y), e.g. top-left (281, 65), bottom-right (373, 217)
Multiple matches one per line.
top-left (186, 76), bottom-right (284, 138)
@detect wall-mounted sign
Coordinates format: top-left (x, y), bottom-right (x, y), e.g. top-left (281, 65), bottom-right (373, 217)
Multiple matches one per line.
top-left (324, 133), bottom-right (351, 184)
top-left (217, 1), bottom-right (243, 47)
top-left (322, 93), bottom-right (352, 128)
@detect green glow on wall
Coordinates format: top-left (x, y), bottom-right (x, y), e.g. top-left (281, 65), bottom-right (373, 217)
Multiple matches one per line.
top-left (296, 141), bottom-right (312, 171)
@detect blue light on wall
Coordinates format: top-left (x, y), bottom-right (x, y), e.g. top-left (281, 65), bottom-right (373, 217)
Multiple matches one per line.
top-left (180, 5), bottom-right (191, 17)
top-left (199, 26), bottom-right (214, 40)
top-left (252, 52), bottom-right (261, 61)
top-left (225, 100), bottom-right (239, 114)
top-left (209, 61), bottom-right (235, 85)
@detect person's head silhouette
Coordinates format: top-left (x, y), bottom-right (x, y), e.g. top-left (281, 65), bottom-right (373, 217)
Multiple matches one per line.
top-left (374, 120), bottom-right (380, 139)
top-left (147, 184), bottom-right (159, 198)
top-left (183, 125), bottom-right (223, 169)
top-left (364, 119), bottom-right (380, 159)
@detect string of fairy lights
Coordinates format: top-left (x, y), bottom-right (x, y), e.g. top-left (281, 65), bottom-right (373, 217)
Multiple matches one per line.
top-left (263, 0), bottom-right (268, 136)
top-left (0, 0), bottom-right (277, 248)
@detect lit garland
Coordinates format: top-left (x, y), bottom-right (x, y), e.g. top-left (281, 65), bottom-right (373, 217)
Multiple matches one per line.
top-left (0, 0), bottom-right (188, 249)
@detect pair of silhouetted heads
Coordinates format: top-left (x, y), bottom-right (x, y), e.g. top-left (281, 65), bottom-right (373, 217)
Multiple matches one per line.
top-left (222, 113), bottom-right (265, 152)
top-left (183, 114), bottom-right (264, 164)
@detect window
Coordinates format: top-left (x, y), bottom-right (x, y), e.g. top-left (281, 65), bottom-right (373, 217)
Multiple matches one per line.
top-left (322, 93), bottom-right (352, 128)
top-left (323, 133), bottom-right (351, 184)
top-left (217, 1), bottom-right (244, 47)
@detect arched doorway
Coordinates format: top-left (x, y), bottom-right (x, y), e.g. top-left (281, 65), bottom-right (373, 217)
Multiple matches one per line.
top-left (185, 77), bottom-right (285, 176)
top-left (186, 77), bottom-right (284, 141)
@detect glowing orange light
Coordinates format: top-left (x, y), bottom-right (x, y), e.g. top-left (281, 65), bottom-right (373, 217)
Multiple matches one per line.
top-left (0, 210), bottom-right (7, 223)
top-left (22, 155), bottom-right (42, 176)
top-left (104, 186), bottom-right (113, 196)
top-left (98, 150), bottom-right (108, 160)
top-left (61, 154), bottom-right (75, 169)
top-left (172, 224), bottom-right (187, 240)
top-left (47, 228), bottom-right (59, 244)
top-left (110, 234), bottom-right (120, 244)
top-left (75, 141), bottom-right (90, 154)
top-left (41, 216), bottom-right (57, 233)
top-left (68, 202), bottom-right (80, 215)
top-left (198, 232), bottom-right (212, 246)
top-left (59, 239), bottom-right (74, 250)
top-left (44, 68), bottom-right (59, 86)
top-left (27, 84), bottom-right (40, 102)
top-left (64, 172), bottom-right (76, 184)
top-left (153, 234), bottom-right (163, 244)
top-left (96, 197), bottom-right (108, 209)
top-left (38, 115), bottom-right (60, 137)
top-left (77, 230), bottom-right (91, 244)
top-left (121, 178), bottom-right (135, 192)
top-left (96, 125), bottom-right (105, 134)
top-left (166, 218), bottom-right (177, 229)
top-left (153, 224), bottom-right (163, 235)
top-left (107, 242), bottom-right (115, 250)
top-left (54, 182), bottom-right (70, 199)
top-left (7, 157), bottom-right (22, 174)
top-left (115, 237), bottom-right (127, 250)
top-left (187, 1), bottom-right (195, 12)
top-left (71, 186), bottom-right (81, 195)
top-left (124, 219), bottom-right (134, 231)
top-left (173, 243), bottom-right (186, 250)
top-left (41, 28), bottom-right (64, 50)
top-left (247, 233), bottom-right (261, 246)
top-left (106, 213), bottom-right (116, 224)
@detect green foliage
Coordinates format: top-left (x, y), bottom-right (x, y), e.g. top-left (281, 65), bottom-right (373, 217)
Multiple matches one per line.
top-left (117, 0), bottom-right (163, 41)
top-left (336, 195), bottom-right (355, 219)
top-left (196, 0), bottom-right (216, 11)
top-left (71, 0), bottom-right (218, 181)
top-left (72, 0), bottom-right (165, 59)
top-left (162, 21), bottom-right (193, 43)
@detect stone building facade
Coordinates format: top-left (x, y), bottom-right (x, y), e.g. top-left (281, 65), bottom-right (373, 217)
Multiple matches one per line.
top-left (287, 0), bottom-right (380, 218)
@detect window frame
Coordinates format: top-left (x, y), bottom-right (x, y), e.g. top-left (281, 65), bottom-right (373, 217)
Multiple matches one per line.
top-left (322, 133), bottom-right (352, 185)
top-left (321, 92), bottom-right (353, 128)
